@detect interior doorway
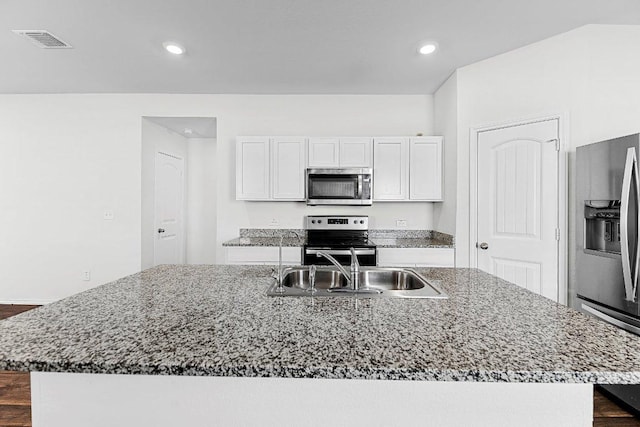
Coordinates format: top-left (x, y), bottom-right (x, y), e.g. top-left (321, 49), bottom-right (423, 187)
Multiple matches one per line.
top-left (154, 151), bottom-right (185, 265)
top-left (470, 117), bottom-right (565, 302)
top-left (141, 117), bottom-right (217, 270)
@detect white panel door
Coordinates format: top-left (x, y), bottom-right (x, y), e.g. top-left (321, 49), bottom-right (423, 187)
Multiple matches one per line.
top-left (236, 137), bottom-right (270, 200)
top-left (154, 152), bottom-right (184, 266)
top-left (271, 137), bottom-right (306, 200)
top-left (409, 137), bottom-right (442, 200)
top-left (477, 120), bottom-right (559, 301)
top-left (308, 138), bottom-right (340, 167)
top-left (340, 137), bottom-right (372, 167)
top-left (373, 137), bottom-right (409, 200)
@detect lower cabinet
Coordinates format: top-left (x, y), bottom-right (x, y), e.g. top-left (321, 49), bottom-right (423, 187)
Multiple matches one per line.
top-left (377, 248), bottom-right (454, 267)
top-left (226, 247), bottom-right (302, 265)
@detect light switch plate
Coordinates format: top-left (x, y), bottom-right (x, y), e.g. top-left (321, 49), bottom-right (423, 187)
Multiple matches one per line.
top-left (396, 220), bottom-right (408, 227)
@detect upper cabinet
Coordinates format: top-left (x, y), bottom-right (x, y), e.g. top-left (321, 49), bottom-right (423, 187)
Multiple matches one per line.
top-left (308, 137), bottom-right (372, 168)
top-left (271, 137), bottom-right (307, 200)
top-left (409, 137), bottom-right (442, 201)
top-left (373, 136), bottom-right (443, 202)
top-left (236, 135), bottom-right (442, 202)
top-left (373, 137), bottom-right (409, 200)
top-left (236, 136), bottom-right (306, 201)
top-left (236, 137), bottom-right (271, 200)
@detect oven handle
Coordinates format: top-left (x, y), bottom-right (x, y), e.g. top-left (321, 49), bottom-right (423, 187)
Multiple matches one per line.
top-left (305, 248), bottom-right (376, 256)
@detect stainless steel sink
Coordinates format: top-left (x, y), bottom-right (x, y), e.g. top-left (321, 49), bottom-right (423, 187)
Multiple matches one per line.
top-left (267, 266), bottom-right (447, 299)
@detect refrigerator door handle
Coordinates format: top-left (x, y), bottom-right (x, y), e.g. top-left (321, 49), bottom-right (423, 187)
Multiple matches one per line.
top-left (621, 147), bottom-right (638, 302)
top-left (582, 303), bottom-right (640, 336)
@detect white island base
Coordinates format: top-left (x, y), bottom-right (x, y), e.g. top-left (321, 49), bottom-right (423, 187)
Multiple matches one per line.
top-left (31, 372), bottom-right (593, 426)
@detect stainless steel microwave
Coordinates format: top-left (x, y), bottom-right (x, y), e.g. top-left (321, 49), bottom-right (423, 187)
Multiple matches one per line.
top-left (306, 168), bottom-right (372, 205)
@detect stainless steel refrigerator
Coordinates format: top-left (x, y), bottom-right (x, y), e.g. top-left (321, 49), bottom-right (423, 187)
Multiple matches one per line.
top-left (576, 133), bottom-right (640, 414)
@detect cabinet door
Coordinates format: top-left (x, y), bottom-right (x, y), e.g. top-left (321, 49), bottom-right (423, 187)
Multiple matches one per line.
top-left (236, 137), bottom-right (270, 200)
top-left (272, 137), bottom-right (307, 200)
top-left (226, 246), bottom-right (302, 265)
top-left (377, 248), bottom-right (454, 267)
top-left (308, 138), bottom-right (340, 167)
top-left (373, 137), bottom-right (409, 200)
top-left (339, 137), bottom-right (372, 167)
top-left (409, 137), bottom-right (443, 201)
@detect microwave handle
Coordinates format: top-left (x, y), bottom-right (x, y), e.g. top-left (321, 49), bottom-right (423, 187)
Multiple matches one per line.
top-left (357, 175), bottom-right (363, 198)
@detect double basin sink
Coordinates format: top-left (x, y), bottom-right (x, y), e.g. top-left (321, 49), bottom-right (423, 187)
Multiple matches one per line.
top-left (267, 266), bottom-right (447, 299)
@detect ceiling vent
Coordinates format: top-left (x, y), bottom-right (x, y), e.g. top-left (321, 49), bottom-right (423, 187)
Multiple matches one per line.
top-left (12, 30), bottom-right (72, 48)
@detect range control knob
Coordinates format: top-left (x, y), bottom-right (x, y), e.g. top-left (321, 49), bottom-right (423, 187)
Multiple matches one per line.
top-left (311, 220), bottom-right (316, 224)
top-left (360, 220), bottom-right (365, 224)
top-left (318, 220), bottom-right (322, 223)
top-left (353, 220), bottom-right (357, 224)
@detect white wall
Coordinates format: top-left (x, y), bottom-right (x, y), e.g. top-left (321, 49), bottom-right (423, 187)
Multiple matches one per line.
top-left (141, 119), bottom-right (189, 270)
top-left (433, 71), bottom-right (458, 236)
top-left (0, 94), bottom-right (432, 302)
top-left (448, 24), bottom-right (640, 304)
top-left (186, 137), bottom-right (217, 264)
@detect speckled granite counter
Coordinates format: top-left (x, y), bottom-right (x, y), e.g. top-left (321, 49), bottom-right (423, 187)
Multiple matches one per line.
top-left (1, 265), bottom-right (640, 384)
top-left (223, 228), bottom-right (454, 248)
top-left (223, 228), bottom-right (304, 247)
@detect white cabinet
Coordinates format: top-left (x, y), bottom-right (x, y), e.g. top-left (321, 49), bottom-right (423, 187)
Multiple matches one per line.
top-left (236, 137), bottom-right (306, 201)
top-left (226, 246), bottom-right (302, 265)
top-left (373, 137), bottom-right (409, 200)
top-left (339, 137), bottom-right (373, 167)
top-left (308, 137), bottom-right (372, 168)
top-left (377, 248), bottom-right (454, 267)
top-left (373, 136), bottom-right (443, 202)
top-left (308, 138), bottom-right (340, 167)
top-left (236, 137), bottom-right (270, 200)
top-left (410, 137), bottom-right (443, 201)
top-left (271, 137), bottom-right (306, 200)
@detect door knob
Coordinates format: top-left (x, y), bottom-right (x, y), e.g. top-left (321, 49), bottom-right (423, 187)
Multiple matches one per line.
top-left (477, 242), bottom-right (489, 250)
top-left (158, 228), bottom-right (165, 233)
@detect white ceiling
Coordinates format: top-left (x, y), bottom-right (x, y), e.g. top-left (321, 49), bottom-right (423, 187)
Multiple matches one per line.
top-left (3, 0), bottom-right (640, 94)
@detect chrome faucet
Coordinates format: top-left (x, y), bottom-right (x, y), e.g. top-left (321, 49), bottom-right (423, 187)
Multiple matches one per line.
top-left (315, 250), bottom-right (353, 287)
top-left (316, 248), bottom-right (381, 295)
top-left (315, 247), bottom-right (361, 292)
top-left (349, 247), bottom-right (360, 291)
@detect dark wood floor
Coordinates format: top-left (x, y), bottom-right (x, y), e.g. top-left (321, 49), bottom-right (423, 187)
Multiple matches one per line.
top-left (0, 304), bottom-right (639, 426)
top-left (0, 305), bottom-right (38, 427)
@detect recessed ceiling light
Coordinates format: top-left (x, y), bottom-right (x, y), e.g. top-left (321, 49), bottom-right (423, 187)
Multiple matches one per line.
top-left (419, 43), bottom-right (438, 55)
top-left (184, 128), bottom-right (193, 135)
top-left (163, 42), bottom-right (185, 55)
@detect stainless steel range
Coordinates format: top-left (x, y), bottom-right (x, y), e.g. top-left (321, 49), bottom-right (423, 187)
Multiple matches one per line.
top-left (303, 215), bottom-right (377, 266)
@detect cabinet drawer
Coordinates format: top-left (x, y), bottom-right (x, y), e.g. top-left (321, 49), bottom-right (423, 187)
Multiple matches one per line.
top-left (226, 247), bottom-right (302, 265)
top-left (377, 248), bottom-right (454, 267)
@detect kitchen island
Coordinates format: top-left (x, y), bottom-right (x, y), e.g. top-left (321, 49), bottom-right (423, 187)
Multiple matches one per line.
top-left (1, 265), bottom-right (640, 426)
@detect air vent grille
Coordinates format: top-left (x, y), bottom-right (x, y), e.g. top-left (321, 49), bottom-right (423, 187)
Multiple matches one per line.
top-left (12, 30), bottom-right (72, 49)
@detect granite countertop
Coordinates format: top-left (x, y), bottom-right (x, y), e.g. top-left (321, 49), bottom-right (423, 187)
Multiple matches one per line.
top-left (1, 265), bottom-right (640, 383)
top-left (370, 237), bottom-right (453, 248)
top-left (223, 229), bottom-right (454, 248)
top-left (223, 237), bottom-right (303, 247)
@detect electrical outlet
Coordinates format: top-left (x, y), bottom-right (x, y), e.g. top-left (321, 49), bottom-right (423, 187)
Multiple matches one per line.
top-left (82, 271), bottom-right (91, 281)
top-left (103, 210), bottom-right (114, 220)
top-left (269, 218), bottom-right (279, 226)
top-left (396, 220), bottom-right (408, 227)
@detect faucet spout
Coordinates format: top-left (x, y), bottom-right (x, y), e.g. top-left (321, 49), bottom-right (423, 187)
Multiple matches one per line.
top-left (315, 251), bottom-right (352, 286)
top-left (350, 247), bottom-right (360, 291)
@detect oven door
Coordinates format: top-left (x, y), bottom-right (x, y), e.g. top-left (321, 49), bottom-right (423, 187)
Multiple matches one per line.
top-left (303, 247), bottom-right (377, 266)
top-left (306, 169), bottom-right (372, 205)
